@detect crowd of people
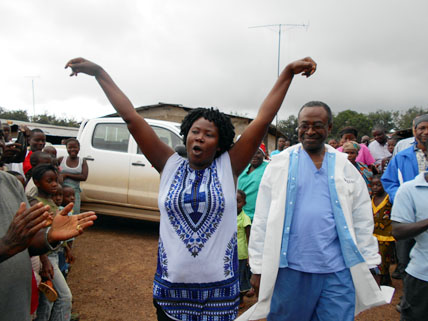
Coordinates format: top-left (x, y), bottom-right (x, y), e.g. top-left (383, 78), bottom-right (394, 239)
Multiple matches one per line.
top-left (236, 114), bottom-right (428, 321)
top-left (0, 123), bottom-right (93, 321)
top-left (1, 55), bottom-right (427, 321)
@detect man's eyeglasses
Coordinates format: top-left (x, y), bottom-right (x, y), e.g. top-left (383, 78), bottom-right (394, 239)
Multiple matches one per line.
top-left (298, 123), bottom-right (327, 132)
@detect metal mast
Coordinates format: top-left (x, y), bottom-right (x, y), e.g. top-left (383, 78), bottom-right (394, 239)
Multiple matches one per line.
top-left (25, 75), bottom-right (40, 118)
top-left (249, 23), bottom-right (309, 147)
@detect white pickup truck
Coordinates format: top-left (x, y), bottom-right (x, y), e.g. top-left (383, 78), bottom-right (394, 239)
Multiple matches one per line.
top-left (57, 117), bottom-right (183, 221)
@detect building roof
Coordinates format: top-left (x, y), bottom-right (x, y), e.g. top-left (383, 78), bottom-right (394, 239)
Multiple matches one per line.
top-left (104, 102), bottom-right (285, 137)
top-left (0, 119), bottom-right (78, 137)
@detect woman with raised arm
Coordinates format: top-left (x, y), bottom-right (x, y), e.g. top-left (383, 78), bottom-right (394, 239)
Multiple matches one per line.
top-left (65, 57), bottom-right (316, 321)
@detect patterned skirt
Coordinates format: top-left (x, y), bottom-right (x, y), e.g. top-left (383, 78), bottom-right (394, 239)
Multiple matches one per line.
top-left (153, 274), bottom-right (239, 321)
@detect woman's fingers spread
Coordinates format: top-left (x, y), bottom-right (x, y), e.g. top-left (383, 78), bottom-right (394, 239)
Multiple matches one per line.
top-left (78, 216), bottom-right (97, 228)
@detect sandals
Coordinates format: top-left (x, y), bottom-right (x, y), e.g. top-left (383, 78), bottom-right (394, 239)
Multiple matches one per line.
top-left (39, 280), bottom-right (58, 302)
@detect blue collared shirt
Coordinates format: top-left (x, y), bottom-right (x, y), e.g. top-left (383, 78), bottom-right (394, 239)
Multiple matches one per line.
top-left (280, 147), bottom-right (365, 269)
top-left (391, 172), bottom-right (428, 282)
top-left (287, 149), bottom-right (345, 273)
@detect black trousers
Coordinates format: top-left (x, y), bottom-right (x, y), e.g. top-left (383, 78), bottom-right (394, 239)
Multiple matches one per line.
top-left (400, 274), bottom-right (428, 321)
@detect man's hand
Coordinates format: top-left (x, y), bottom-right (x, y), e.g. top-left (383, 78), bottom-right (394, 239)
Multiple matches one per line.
top-left (47, 203), bottom-right (97, 243)
top-left (287, 57), bottom-right (317, 78)
top-left (65, 58), bottom-right (103, 77)
top-left (19, 125), bottom-right (31, 137)
top-left (1, 143), bottom-right (22, 163)
top-left (0, 202), bottom-right (50, 262)
top-left (250, 274), bottom-right (261, 297)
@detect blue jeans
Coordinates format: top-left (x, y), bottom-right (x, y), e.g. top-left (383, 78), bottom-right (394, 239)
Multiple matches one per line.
top-left (35, 253), bottom-right (72, 321)
top-left (268, 268), bottom-right (355, 321)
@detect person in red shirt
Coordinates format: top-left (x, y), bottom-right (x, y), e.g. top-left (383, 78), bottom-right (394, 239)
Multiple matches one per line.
top-left (23, 129), bottom-right (46, 178)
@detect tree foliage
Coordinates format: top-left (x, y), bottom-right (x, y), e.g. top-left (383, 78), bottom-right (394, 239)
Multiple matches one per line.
top-left (278, 115), bottom-right (298, 144)
top-left (278, 106), bottom-right (427, 142)
top-left (0, 107), bottom-right (30, 121)
top-left (0, 107), bottom-right (79, 127)
top-left (32, 113), bottom-right (80, 127)
top-left (396, 106), bottom-right (427, 129)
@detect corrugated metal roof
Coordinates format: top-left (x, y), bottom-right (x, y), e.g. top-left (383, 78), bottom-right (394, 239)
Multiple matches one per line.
top-left (1, 119), bottom-right (78, 137)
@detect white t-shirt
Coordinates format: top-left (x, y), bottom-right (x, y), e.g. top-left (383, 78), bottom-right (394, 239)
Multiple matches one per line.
top-left (369, 140), bottom-right (391, 165)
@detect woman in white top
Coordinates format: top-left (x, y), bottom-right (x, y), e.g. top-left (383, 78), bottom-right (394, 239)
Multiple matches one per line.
top-left (58, 138), bottom-right (88, 214)
top-left (65, 56), bottom-right (316, 320)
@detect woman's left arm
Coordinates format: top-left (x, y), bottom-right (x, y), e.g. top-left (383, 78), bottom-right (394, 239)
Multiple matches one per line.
top-left (229, 57), bottom-right (316, 176)
top-left (62, 159), bottom-right (88, 182)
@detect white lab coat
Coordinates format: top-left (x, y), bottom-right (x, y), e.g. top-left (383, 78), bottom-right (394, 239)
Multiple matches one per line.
top-left (238, 144), bottom-right (386, 321)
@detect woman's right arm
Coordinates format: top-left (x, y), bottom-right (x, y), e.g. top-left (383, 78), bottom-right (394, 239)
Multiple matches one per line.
top-left (65, 58), bottom-right (174, 173)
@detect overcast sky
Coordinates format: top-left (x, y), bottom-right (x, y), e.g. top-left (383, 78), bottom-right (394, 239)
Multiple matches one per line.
top-left (1, 0), bottom-right (427, 123)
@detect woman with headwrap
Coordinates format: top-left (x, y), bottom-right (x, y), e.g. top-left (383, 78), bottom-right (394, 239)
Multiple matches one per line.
top-left (343, 141), bottom-right (373, 194)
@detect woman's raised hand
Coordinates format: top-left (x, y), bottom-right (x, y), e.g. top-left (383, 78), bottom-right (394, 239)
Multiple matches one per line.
top-left (65, 57), bottom-right (102, 77)
top-left (288, 57), bottom-right (317, 78)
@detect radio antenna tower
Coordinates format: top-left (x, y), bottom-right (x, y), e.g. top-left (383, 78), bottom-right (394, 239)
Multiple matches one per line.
top-left (25, 75), bottom-right (40, 118)
top-left (249, 23), bottom-right (309, 146)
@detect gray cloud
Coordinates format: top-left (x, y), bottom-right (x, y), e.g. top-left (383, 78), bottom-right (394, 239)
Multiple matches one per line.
top-left (1, 0), bottom-right (427, 122)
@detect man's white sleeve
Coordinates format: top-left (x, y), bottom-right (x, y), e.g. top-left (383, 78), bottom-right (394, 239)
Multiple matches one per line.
top-left (350, 168), bottom-right (381, 266)
top-left (248, 165), bottom-right (272, 274)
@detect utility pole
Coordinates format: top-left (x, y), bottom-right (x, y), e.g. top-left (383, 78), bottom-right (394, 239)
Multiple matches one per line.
top-left (249, 23), bottom-right (309, 148)
top-left (25, 75), bottom-right (40, 119)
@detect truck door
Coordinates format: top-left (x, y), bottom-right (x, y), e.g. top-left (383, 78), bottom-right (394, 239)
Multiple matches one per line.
top-left (80, 122), bottom-right (131, 204)
top-left (127, 125), bottom-right (182, 209)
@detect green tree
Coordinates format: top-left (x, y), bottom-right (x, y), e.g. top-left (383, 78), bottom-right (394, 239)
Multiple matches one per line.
top-left (331, 110), bottom-right (371, 139)
top-left (0, 107), bottom-right (30, 121)
top-left (278, 115), bottom-right (298, 144)
top-left (32, 112), bottom-right (79, 127)
top-left (396, 106), bottom-right (428, 129)
top-left (367, 110), bottom-right (399, 132)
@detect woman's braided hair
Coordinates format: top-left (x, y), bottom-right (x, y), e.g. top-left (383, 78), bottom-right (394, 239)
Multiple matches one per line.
top-left (180, 107), bottom-right (235, 158)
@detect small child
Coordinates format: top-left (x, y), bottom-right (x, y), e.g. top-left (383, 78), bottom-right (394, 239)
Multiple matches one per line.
top-left (52, 184), bottom-right (63, 208)
top-left (237, 189), bottom-right (252, 308)
top-left (43, 145), bottom-right (60, 169)
top-left (26, 151), bottom-right (55, 198)
top-left (57, 185), bottom-right (76, 277)
top-left (33, 164), bottom-right (73, 320)
top-left (62, 186), bottom-right (76, 210)
top-left (380, 138), bottom-right (397, 173)
top-left (371, 174), bottom-right (395, 286)
top-left (328, 138), bottom-right (338, 149)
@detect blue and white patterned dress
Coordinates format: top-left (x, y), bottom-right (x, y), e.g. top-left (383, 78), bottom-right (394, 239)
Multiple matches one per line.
top-left (153, 152), bottom-right (239, 320)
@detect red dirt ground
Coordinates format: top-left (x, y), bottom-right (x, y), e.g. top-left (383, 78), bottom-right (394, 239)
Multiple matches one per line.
top-left (67, 215), bottom-right (403, 320)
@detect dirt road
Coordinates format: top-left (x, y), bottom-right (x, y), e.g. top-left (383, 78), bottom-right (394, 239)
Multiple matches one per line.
top-left (67, 215), bottom-right (403, 320)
